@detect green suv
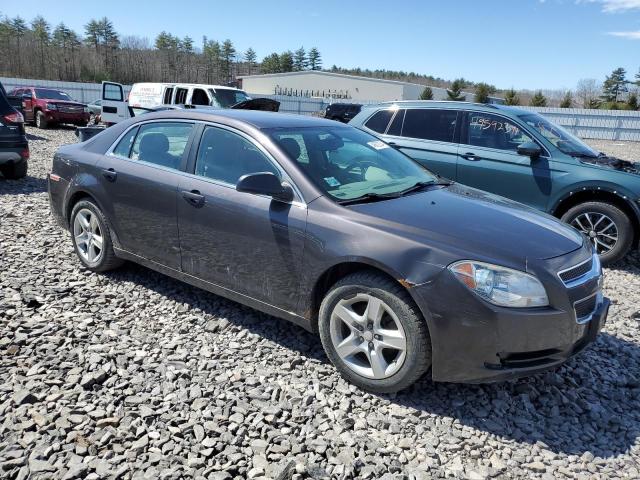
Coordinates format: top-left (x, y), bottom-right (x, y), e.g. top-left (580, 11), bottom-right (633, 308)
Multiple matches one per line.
top-left (350, 101), bottom-right (640, 264)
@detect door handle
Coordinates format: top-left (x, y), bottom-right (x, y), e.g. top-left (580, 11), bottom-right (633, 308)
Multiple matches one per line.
top-left (102, 168), bottom-right (117, 182)
top-left (461, 152), bottom-right (481, 161)
top-left (181, 189), bottom-right (205, 208)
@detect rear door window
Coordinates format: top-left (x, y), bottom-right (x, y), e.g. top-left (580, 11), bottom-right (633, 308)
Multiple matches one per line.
top-left (402, 109), bottom-right (458, 142)
top-left (174, 88), bottom-right (188, 105)
top-left (112, 127), bottom-right (139, 158)
top-left (163, 87), bottom-right (174, 104)
top-left (129, 122), bottom-right (195, 169)
top-left (364, 109), bottom-right (394, 133)
top-left (387, 109), bottom-right (405, 136)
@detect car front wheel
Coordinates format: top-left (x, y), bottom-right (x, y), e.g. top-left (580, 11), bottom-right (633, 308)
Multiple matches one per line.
top-left (70, 199), bottom-right (123, 272)
top-left (319, 271), bottom-right (431, 393)
top-left (35, 111), bottom-right (48, 129)
top-left (561, 201), bottom-right (634, 265)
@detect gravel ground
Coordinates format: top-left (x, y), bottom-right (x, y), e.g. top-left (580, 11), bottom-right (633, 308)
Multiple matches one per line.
top-left (1, 128), bottom-right (640, 480)
top-left (584, 139), bottom-right (640, 162)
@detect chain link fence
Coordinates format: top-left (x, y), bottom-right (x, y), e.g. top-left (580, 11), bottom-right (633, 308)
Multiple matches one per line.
top-left (2, 77), bottom-right (639, 141)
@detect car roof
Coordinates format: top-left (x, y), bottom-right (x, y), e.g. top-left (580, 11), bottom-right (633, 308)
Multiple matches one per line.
top-left (362, 100), bottom-right (521, 114)
top-left (131, 108), bottom-right (345, 129)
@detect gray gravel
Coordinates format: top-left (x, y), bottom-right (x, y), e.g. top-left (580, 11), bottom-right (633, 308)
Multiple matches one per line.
top-left (584, 139), bottom-right (640, 162)
top-left (1, 127), bottom-right (640, 479)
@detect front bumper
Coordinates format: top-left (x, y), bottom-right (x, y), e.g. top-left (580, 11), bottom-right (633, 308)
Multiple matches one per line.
top-left (46, 111), bottom-right (90, 124)
top-left (412, 250), bottom-right (607, 383)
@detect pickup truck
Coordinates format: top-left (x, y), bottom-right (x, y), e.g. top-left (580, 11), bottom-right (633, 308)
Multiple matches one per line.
top-left (8, 87), bottom-right (90, 129)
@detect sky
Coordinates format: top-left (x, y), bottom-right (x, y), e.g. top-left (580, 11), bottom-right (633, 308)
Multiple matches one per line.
top-left (1, 0), bottom-right (639, 90)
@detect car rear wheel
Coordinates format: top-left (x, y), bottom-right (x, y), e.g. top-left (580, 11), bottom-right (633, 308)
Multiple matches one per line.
top-left (318, 271), bottom-right (431, 393)
top-left (35, 111), bottom-right (48, 129)
top-left (1, 161), bottom-right (28, 180)
top-left (70, 200), bottom-right (123, 272)
top-left (561, 201), bottom-right (634, 265)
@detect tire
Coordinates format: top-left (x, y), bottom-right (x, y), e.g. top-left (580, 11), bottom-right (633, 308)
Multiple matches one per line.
top-left (318, 271), bottom-right (431, 393)
top-left (35, 111), bottom-right (48, 129)
top-left (561, 201), bottom-right (634, 265)
top-left (1, 161), bottom-right (28, 180)
top-left (70, 199), bottom-right (123, 272)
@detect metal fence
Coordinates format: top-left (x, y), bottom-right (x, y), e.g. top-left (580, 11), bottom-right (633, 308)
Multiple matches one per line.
top-left (2, 76), bottom-right (639, 141)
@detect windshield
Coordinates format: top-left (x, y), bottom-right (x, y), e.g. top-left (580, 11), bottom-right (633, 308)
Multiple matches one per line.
top-left (519, 113), bottom-right (599, 158)
top-left (34, 88), bottom-right (73, 101)
top-left (267, 126), bottom-right (438, 202)
top-left (210, 88), bottom-right (250, 108)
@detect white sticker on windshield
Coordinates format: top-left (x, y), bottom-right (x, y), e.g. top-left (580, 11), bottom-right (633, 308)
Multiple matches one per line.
top-left (368, 140), bottom-right (389, 150)
top-left (324, 177), bottom-right (341, 187)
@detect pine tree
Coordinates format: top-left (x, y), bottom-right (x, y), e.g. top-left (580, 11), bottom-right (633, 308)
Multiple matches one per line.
top-left (261, 53), bottom-right (281, 74)
top-left (31, 16), bottom-right (50, 77)
top-left (529, 91), bottom-right (548, 107)
top-left (293, 47), bottom-right (307, 71)
top-left (504, 88), bottom-right (520, 106)
top-left (420, 86), bottom-right (433, 100)
top-left (244, 48), bottom-right (257, 75)
top-left (628, 93), bottom-right (638, 110)
top-left (559, 91), bottom-right (573, 108)
top-left (474, 83), bottom-right (491, 103)
top-left (221, 39), bottom-right (236, 83)
top-left (447, 78), bottom-right (465, 101)
top-left (308, 47), bottom-right (321, 70)
top-left (601, 67), bottom-right (628, 102)
top-left (279, 51), bottom-right (294, 72)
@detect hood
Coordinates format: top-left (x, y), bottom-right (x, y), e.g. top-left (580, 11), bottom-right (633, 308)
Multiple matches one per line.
top-left (580, 155), bottom-right (640, 175)
top-left (43, 99), bottom-right (87, 107)
top-left (350, 184), bottom-right (583, 263)
top-left (231, 98), bottom-right (280, 112)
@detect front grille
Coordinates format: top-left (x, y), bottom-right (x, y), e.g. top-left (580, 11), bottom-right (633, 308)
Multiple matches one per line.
top-left (58, 105), bottom-right (83, 113)
top-left (559, 258), bottom-right (593, 283)
top-left (574, 295), bottom-right (597, 321)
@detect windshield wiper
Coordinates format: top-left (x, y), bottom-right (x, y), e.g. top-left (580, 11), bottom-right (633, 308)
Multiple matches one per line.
top-left (337, 192), bottom-right (401, 205)
top-left (396, 180), bottom-right (453, 196)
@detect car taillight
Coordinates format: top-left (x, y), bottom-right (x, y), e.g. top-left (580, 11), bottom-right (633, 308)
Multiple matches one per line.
top-left (3, 111), bottom-right (24, 124)
top-left (21, 147), bottom-right (29, 159)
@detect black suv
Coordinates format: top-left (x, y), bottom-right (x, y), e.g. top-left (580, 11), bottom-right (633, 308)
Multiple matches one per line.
top-left (0, 82), bottom-right (29, 179)
top-left (324, 103), bottom-right (362, 123)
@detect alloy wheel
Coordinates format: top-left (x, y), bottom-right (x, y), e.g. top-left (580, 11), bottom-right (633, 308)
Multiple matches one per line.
top-left (329, 293), bottom-right (407, 379)
top-left (571, 212), bottom-right (618, 254)
top-left (73, 208), bottom-right (104, 263)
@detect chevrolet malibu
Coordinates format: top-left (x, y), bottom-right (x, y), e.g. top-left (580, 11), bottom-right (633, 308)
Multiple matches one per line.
top-left (48, 110), bottom-right (609, 392)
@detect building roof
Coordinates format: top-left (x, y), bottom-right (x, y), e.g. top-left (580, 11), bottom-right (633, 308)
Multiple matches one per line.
top-left (238, 70), bottom-right (431, 89)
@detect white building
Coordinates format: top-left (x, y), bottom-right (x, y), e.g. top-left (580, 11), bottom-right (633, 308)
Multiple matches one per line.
top-left (238, 70), bottom-right (470, 102)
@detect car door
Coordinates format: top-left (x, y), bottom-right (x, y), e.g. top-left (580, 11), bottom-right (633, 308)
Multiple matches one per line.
top-left (369, 108), bottom-right (460, 180)
top-left (96, 121), bottom-right (196, 269)
top-left (456, 111), bottom-right (552, 211)
top-left (177, 124), bottom-right (307, 312)
top-left (101, 81), bottom-right (130, 124)
top-left (20, 89), bottom-right (34, 122)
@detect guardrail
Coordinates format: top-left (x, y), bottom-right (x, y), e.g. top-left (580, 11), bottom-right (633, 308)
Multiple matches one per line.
top-left (2, 76), bottom-right (639, 141)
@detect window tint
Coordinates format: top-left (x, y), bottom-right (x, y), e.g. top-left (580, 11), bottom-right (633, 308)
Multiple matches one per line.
top-left (195, 127), bottom-right (279, 185)
top-left (112, 126), bottom-right (138, 157)
top-left (191, 88), bottom-right (209, 106)
top-left (387, 109), bottom-right (405, 136)
top-left (103, 84), bottom-right (123, 101)
top-left (364, 109), bottom-right (394, 133)
top-left (174, 88), bottom-right (188, 104)
top-left (163, 87), bottom-right (174, 104)
top-left (402, 109), bottom-right (457, 142)
top-left (130, 122), bottom-right (194, 169)
top-left (464, 113), bottom-right (533, 151)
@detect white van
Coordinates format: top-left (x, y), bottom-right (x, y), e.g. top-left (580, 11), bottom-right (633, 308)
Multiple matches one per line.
top-left (100, 81), bottom-right (279, 124)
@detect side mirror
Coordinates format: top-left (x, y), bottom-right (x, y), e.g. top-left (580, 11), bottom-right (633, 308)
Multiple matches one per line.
top-left (517, 142), bottom-right (542, 159)
top-left (236, 172), bottom-right (294, 202)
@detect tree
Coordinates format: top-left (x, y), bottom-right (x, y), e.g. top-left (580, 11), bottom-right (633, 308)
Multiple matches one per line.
top-left (559, 90), bottom-right (573, 108)
top-left (628, 93), bottom-right (638, 110)
top-left (293, 46), bottom-right (307, 71)
top-left (221, 39), bottom-right (236, 83)
top-left (447, 78), bottom-right (466, 101)
top-left (244, 47), bottom-right (257, 75)
top-left (504, 88), bottom-right (520, 106)
top-left (279, 51), bottom-right (294, 73)
top-left (474, 83), bottom-right (491, 103)
top-left (576, 79), bottom-right (601, 108)
top-left (308, 47), bottom-right (321, 70)
top-left (529, 90), bottom-right (548, 107)
top-left (261, 53), bottom-right (281, 74)
top-left (420, 86), bottom-right (433, 100)
top-left (31, 16), bottom-right (50, 76)
top-left (601, 67), bottom-right (628, 102)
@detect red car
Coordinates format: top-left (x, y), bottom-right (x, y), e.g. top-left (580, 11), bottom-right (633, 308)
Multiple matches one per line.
top-left (9, 87), bottom-right (90, 129)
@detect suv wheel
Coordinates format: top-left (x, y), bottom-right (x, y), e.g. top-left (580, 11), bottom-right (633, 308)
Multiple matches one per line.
top-left (1, 161), bottom-right (28, 180)
top-left (35, 111), bottom-right (48, 129)
top-left (318, 271), bottom-right (431, 393)
top-left (561, 201), bottom-right (634, 265)
top-left (70, 200), bottom-right (123, 272)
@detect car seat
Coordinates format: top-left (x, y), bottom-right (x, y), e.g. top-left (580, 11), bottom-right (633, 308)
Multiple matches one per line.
top-left (138, 133), bottom-right (178, 169)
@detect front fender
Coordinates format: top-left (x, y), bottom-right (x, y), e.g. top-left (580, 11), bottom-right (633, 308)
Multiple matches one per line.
top-left (550, 181), bottom-right (640, 222)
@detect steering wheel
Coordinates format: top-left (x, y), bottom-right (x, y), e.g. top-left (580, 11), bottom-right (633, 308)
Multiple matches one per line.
top-left (343, 157), bottom-right (378, 181)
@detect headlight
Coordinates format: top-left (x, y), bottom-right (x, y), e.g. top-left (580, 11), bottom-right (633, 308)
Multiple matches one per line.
top-left (449, 261), bottom-right (549, 308)
top-left (46, 103), bottom-right (58, 110)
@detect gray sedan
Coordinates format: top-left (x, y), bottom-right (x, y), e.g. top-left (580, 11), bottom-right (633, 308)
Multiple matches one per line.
top-left (48, 110), bottom-right (608, 392)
